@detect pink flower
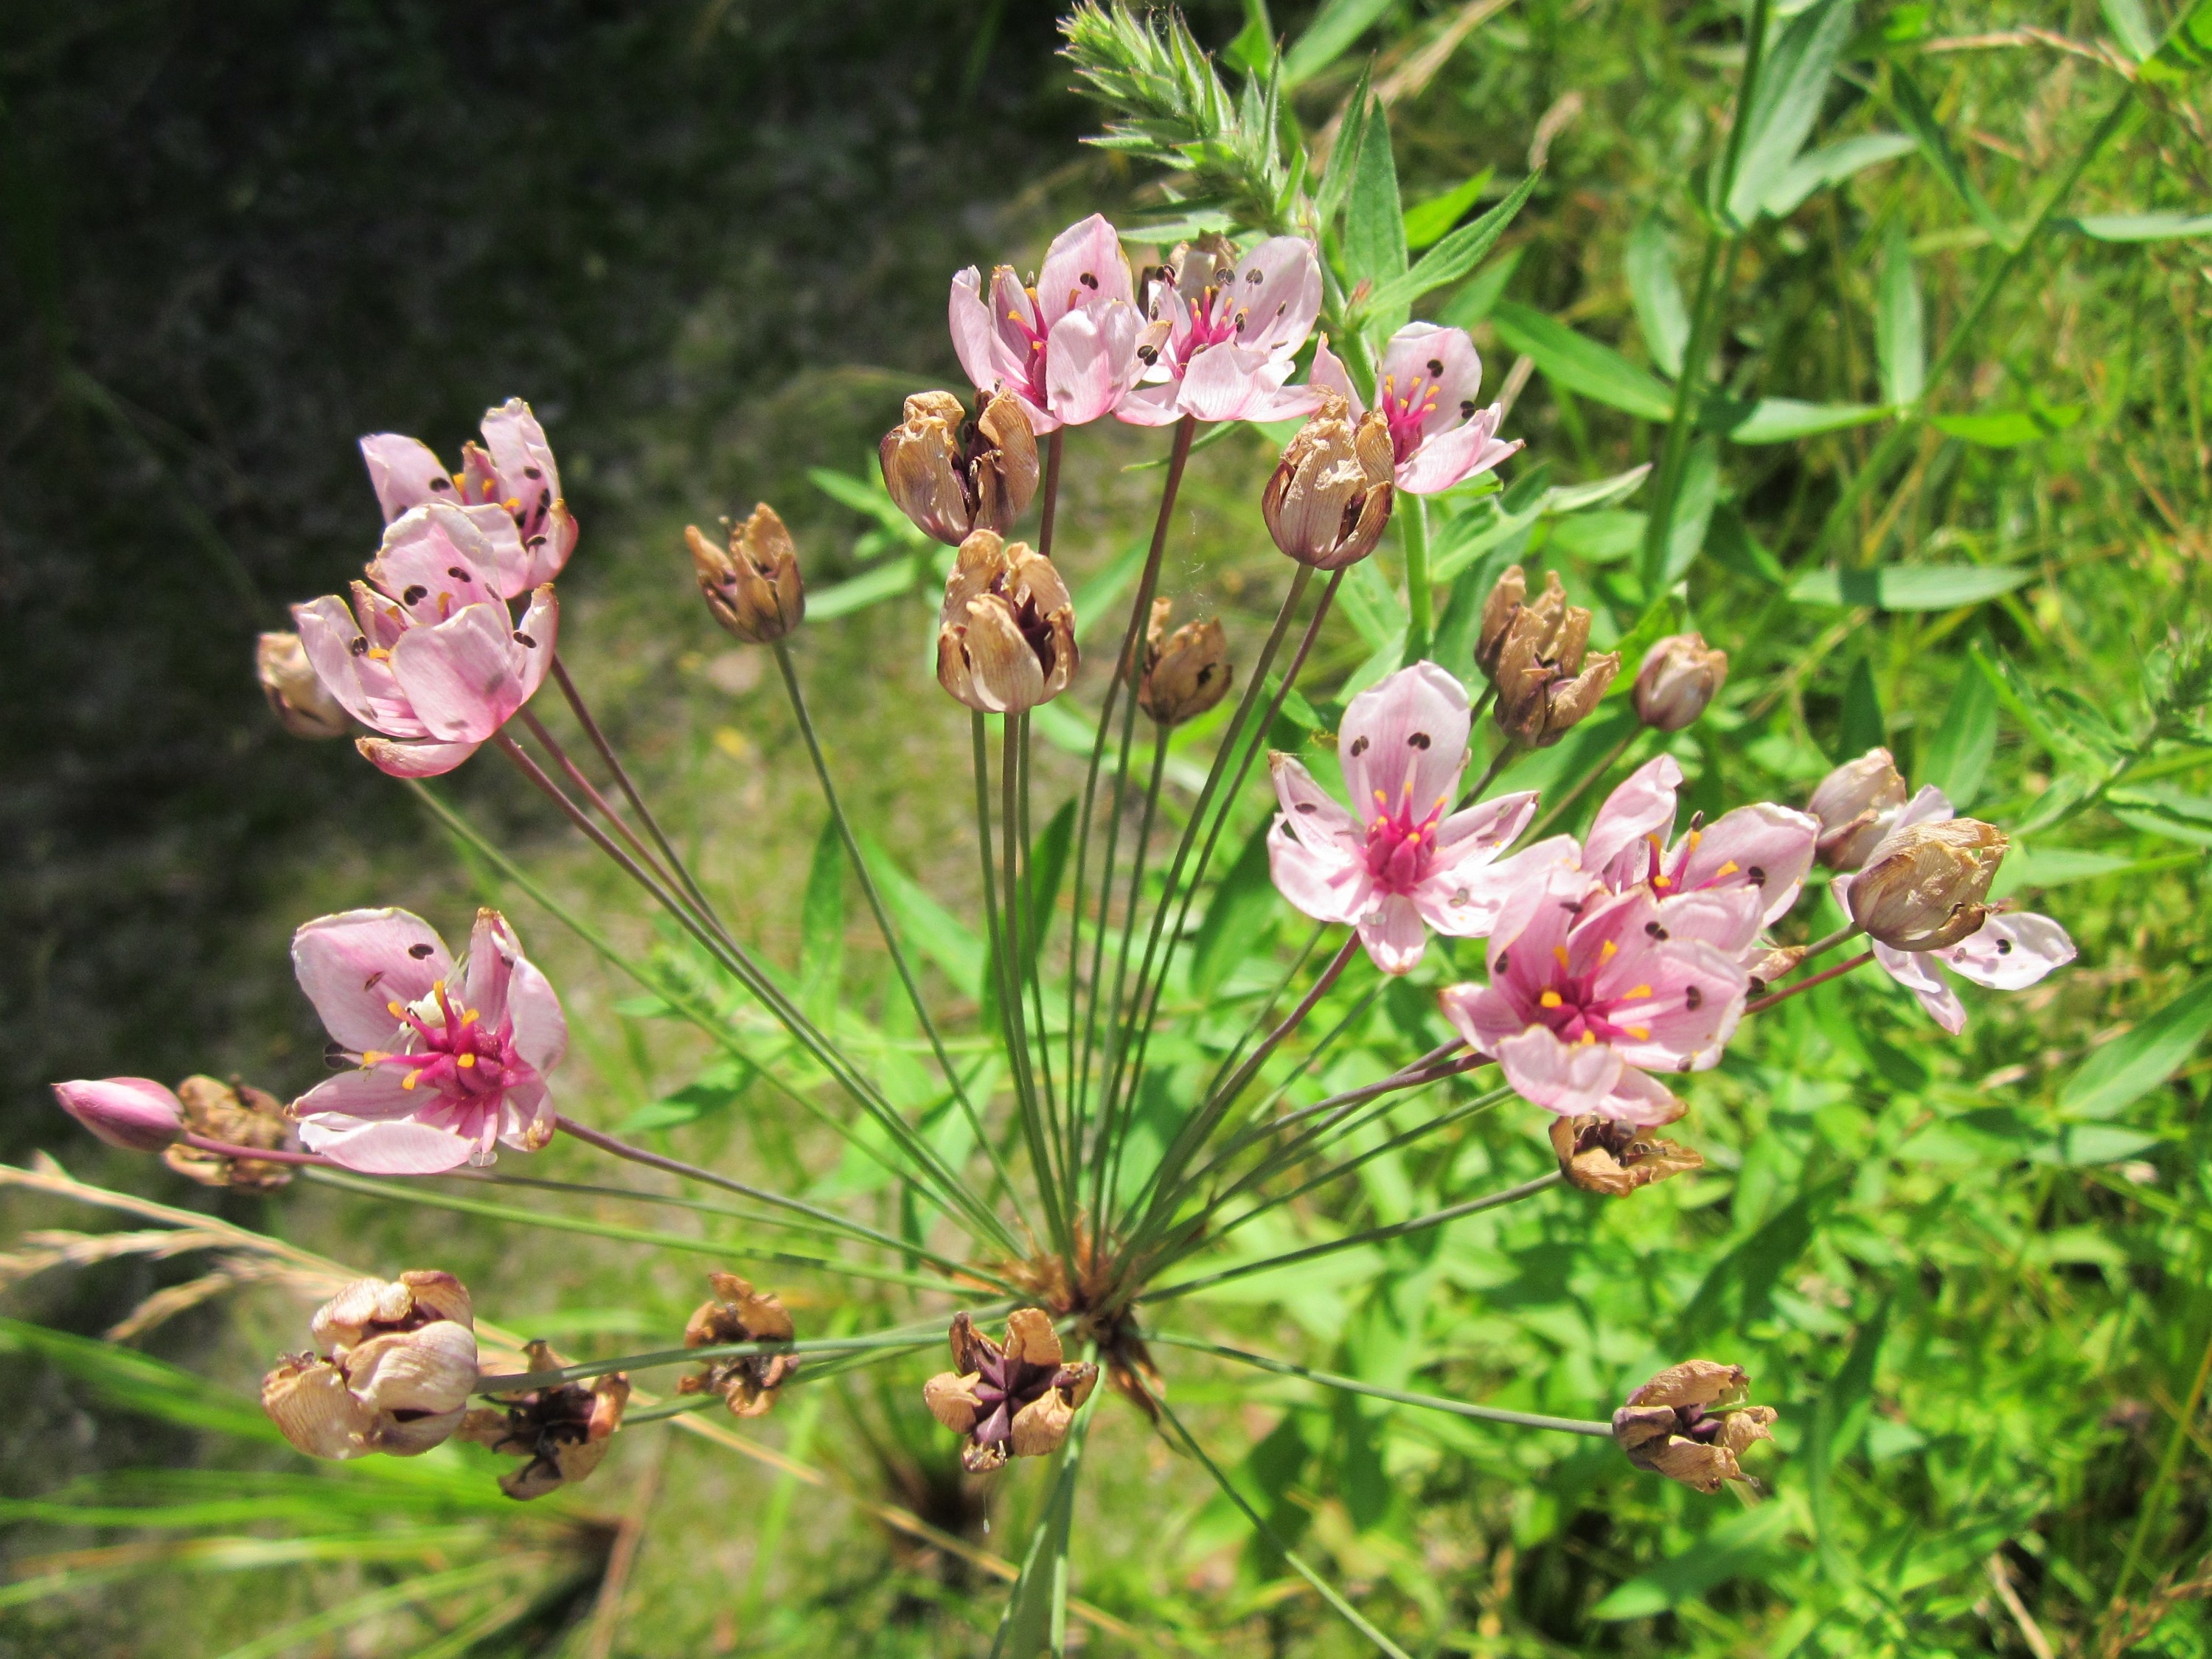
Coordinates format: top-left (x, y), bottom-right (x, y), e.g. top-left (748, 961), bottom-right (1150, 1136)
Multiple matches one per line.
top-left (293, 502), bottom-right (558, 778)
top-left (1579, 755), bottom-right (1820, 956)
top-left (1116, 236), bottom-right (1325, 427)
top-left (51, 1077), bottom-right (185, 1150)
top-left (1266, 661), bottom-right (1569, 973)
top-left (360, 397), bottom-right (577, 591)
top-left (949, 214), bottom-right (1144, 435)
top-left (1837, 787), bottom-right (2076, 1033)
top-left (1311, 324), bottom-right (1521, 493)
top-left (290, 907), bottom-right (568, 1175)
top-left (1439, 867), bottom-right (1753, 1126)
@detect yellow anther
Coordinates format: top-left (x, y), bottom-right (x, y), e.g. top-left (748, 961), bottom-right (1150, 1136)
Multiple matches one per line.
top-left (1624, 984), bottom-right (1652, 1000)
top-left (387, 999), bottom-right (403, 1015)
top-left (1578, 1030), bottom-right (1596, 1045)
top-left (1652, 875), bottom-right (1672, 889)
top-left (457, 1053), bottom-right (476, 1068)
top-left (1374, 790), bottom-right (1389, 805)
top-left (1646, 833), bottom-right (1663, 850)
top-left (366, 647), bottom-right (392, 661)
top-left (451, 472), bottom-right (467, 490)
top-left (401, 1071), bottom-right (420, 1091)
top-left (1600, 939), bottom-right (1618, 961)
top-left (1539, 990), bottom-right (1563, 1008)
top-left (1687, 829), bottom-right (1703, 853)
top-left (1715, 860), bottom-right (1741, 877)
top-left (1626, 1026), bottom-right (1651, 1040)
top-left (359, 1050), bottom-right (386, 1066)
top-left (461, 1009), bottom-right (479, 1025)
top-left (504, 497), bottom-right (521, 512)
top-left (1552, 945), bottom-right (1571, 967)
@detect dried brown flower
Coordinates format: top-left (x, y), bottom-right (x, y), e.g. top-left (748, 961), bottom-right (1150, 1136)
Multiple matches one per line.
top-left (924, 1309), bottom-right (1098, 1474)
top-left (1807, 747), bottom-right (1910, 870)
top-left (262, 1271), bottom-right (479, 1460)
top-left (936, 531), bottom-right (1077, 712)
top-left (1632, 633), bottom-right (1728, 732)
top-left (459, 1340), bottom-right (630, 1500)
top-left (257, 631), bottom-right (350, 740)
top-left (689, 503), bottom-right (805, 644)
top-left (1261, 391), bottom-right (1394, 569)
top-left (1479, 567), bottom-right (1620, 747)
top-left (879, 389), bottom-right (1040, 545)
top-left (675, 1272), bottom-right (798, 1418)
top-left (1550, 1115), bottom-right (1705, 1197)
top-left (163, 1075), bottom-right (297, 1190)
top-left (1848, 818), bottom-right (2008, 950)
top-left (1133, 598), bottom-right (1232, 727)
top-left (1612, 1360), bottom-right (1777, 1493)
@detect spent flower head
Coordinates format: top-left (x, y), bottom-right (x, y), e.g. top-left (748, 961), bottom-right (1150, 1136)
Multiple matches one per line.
top-left (879, 389), bottom-right (1040, 546)
top-left (676, 1273), bottom-right (798, 1417)
top-left (262, 1271), bottom-right (479, 1461)
top-left (1475, 566), bottom-right (1620, 747)
top-left (936, 531), bottom-right (1078, 713)
top-left (461, 1340), bottom-right (630, 1500)
top-left (925, 1310), bottom-right (1098, 1475)
top-left (1807, 746), bottom-right (1910, 870)
top-left (689, 502), bottom-right (805, 645)
top-left (1133, 598), bottom-right (1232, 727)
top-left (1261, 389), bottom-right (1394, 569)
top-left (1612, 1360), bottom-right (1777, 1494)
top-left (257, 631), bottom-right (351, 740)
top-left (164, 1075), bottom-right (298, 1190)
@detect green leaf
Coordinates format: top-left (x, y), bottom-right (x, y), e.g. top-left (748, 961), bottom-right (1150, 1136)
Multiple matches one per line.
top-left (1343, 94), bottom-right (1408, 321)
top-left (807, 465), bottom-right (920, 535)
top-left (1281, 0), bottom-right (1392, 87)
top-left (620, 1059), bottom-right (754, 1133)
top-left (856, 837), bottom-right (985, 1001)
top-left (1592, 1501), bottom-right (1794, 1619)
top-left (1876, 219), bottom-right (1925, 407)
top-left (1726, 397), bottom-right (1885, 443)
top-left (1022, 798), bottom-right (1077, 979)
top-left (0, 1318), bottom-right (280, 1443)
top-left (2142, 0), bottom-right (2212, 83)
top-left (2060, 973), bottom-right (2212, 1119)
top-left (1363, 173), bottom-right (1540, 319)
top-left (1789, 563), bottom-right (2034, 610)
top-left (807, 557), bottom-right (922, 620)
top-left (1759, 131), bottom-right (1917, 218)
top-left (1191, 816), bottom-right (1284, 996)
top-left (2112, 785), bottom-right (2212, 846)
top-left (1402, 167), bottom-right (1493, 250)
top-left (2071, 211), bottom-right (2212, 242)
top-left (1890, 69), bottom-right (2017, 251)
top-left (1658, 438), bottom-right (1719, 588)
top-left (987, 1395), bottom-right (1094, 1658)
top-left (1436, 246), bottom-right (1520, 328)
top-left (1707, 502), bottom-right (1787, 586)
top-left (1314, 61), bottom-right (1373, 231)
top-left (1806, 1302), bottom-right (1889, 1579)
top-left (1625, 216), bottom-right (1688, 378)
top-left (1931, 405), bottom-right (2084, 448)
top-left (1338, 555), bottom-right (1409, 650)
top-left (799, 818), bottom-right (846, 1021)
top-left (2030, 1124), bottom-right (2168, 1165)
top-left (1921, 654), bottom-right (1998, 807)
top-left (2101, 0), bottom-right (2160, 60)
top-left (1724, 0), bottom-right (1857, 227)
top-left (1490, 302), bottom-right (1676, 422)
top-left (1840, 655), bottom-right (1886, 757)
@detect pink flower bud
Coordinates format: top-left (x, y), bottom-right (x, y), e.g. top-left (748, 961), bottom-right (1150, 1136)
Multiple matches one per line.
top-left (52, 1077), bottom-right (185, 1151)
top-left (1632, 633), bottom-right (1728, 732)
top-left (1806, 747), bottom-right (1909, 869)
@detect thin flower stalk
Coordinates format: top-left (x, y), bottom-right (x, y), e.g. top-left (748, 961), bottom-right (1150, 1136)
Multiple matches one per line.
top-left (1197, 922), bottom-right (1329, 1112)
top-left (1524, 727), bottom-right (1643, 839)
top-left (1004, 714), bottom-right (1070, 1224)
top-left (1742, 950), bottom-right (1877, 1014)
top-left (481, 1328), bottom-right (958, 1394)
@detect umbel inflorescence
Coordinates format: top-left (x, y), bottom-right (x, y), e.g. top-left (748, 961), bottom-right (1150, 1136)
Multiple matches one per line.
top-left (50, 10), bottom-right (2081, 1645)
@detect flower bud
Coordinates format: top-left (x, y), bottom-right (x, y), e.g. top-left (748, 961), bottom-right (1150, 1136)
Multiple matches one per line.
top-left (1261, 390), bottom-right (1394, 569)
top-left (164, 1075), bottom-right (297, 1190)
top-left (51, 1077), bottom-right (184, 1151)
top-left (675, 1272), bottom-right (798, 1418)
top-left (1485, 568), bottom-right (1620, 748)
top-left (1847, 818), bottom-right (2008, 950)
top-left (1612, 1360), bottom-right (1777, 1494)
top-left (1550, 1115), bottom-right (1704, 1197)
top-left (689, 503), bottom-right (804, 644)
top-left (1632, 633), bottom-right (1728, 732)
top-left (460, 1340), bottom-right (630, 1500)
top-left (263, 1271), bottom-right (479, 1459)
top-left (879, 389), bottom-right (1039, 546)
top-left (1806, 747), bottom-right (1908, 870)
top-left (1133, 598), bottom-right (1232, 727)
top-left (925, 1309), bottom-right (1098, 1474)
top-left (257, 632), bottom-right (351, 739)
top-left (936, 530), bottom-right (1077, 712)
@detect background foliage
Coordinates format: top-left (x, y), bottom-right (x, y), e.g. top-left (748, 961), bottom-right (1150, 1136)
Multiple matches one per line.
top-left (4, 0), bottom-right (2211, 1655)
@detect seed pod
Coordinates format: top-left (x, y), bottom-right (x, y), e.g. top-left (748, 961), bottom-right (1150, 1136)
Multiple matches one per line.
top-left (1550, 1115), bottom-right (1704, 1197)
top-left (459, 1340), bottom-right (630, 1500)
top-left (689, 503), bottom-right (805, 644)
top-left (257, 631), bottom-right (352, 739)
top-left (1260, 391), bottom-right (1394, 569)
top-left (1612, 1360), bottom-right (1778, 1494)
top-left (1847, 818), bottom-right (2008, 950)
top-left (675, 1272), bottom-right (798, 1418)
top-left (936, 530), bottom-right (1078, 712)
top-left (879, 389), bottom-right (1040, 545)
top-left (1632, 633), bottom-right (1728, 732)
top-left (262, 1271), bottom-right (479, 1460)
top-left (1133, 598), bottom-right (1233, 727)
top-left (1806, 747), bottom-right (1910, 870)
top-left (1485, 569), bottom-right (1619, 747)
top-left (923, 1309), bottom-right (1099, 1475)
top-left (164, 1074), bottom-right (298, 1190)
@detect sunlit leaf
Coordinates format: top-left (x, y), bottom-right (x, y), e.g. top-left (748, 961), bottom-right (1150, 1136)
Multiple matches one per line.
top-left (2060, 972), bottom-right (2212, 1119)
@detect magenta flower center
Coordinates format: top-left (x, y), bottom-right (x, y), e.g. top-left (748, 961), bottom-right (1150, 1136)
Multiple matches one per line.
top-left (1006, 287), bottom-right (1053, 406)
top-left (359, 981), bottom-right (526, 1123)
top-left (1154, 284), bottom-right (1244, 380)
top-left (1506, 939), bottom-right (1666, 1048)
top-left (1361, 782), bottom-right (1449, 897)
top-left (1635, 825), bottom-right (1764, 900)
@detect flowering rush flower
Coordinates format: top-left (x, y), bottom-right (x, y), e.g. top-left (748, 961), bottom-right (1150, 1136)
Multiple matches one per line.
top-left (1577, 755), bottom-right (1820, 957)
top-left (290, 907), bottom-right (568, 1174)
top-left (360, 397), bottom-right (577, 591)
top-left (1266, 662), bottom-right (1566, 974)
top-left (1439, 866), bottom-right (1753, 1125)
top-left (1117, 234), bottom-right (1325, 426)
top-left (950, 213), bottom-right (1143, 434)
top-left (293, 502), bottom-right (558, 777)
top-left (1312, 324), bottom-right (1520, 493)
top-left (1838, 786), bottom-right (2075, 1032)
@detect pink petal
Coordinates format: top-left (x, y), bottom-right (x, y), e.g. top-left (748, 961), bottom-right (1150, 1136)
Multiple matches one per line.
top-left (948, 268), bottom-right (1004, 402)
top-left (1308, 337), bottom-right (1363, 415)
top-left (1037, 213), bottom-right (1133, 319)
top-left (1598, 937), bottom-right (1749, 1073)
top-left (368, 505), bottom-right (512, 622)
top-left (1237, 377), bottom-right (1326, 422)
top-left (1379, 324), bottom-right (1484, 436)
top-left (1495, 1027), bottom-right (1624, 1116)
top-left (297, 1111), bottom-right (477, 1175)
top-left (1418, 833), bottom-right (1581, 939)
top-left (1397, 416), bottom-right (1520, 495)
top-left (1228, 237), bottom-right (1323, 357)
top-left (359, 434), bottom-right (456, 524)
top-left (1938, 911), bottom-right (2075, 991)
top-left (1584, 754), bottom-right (1684, 888)
top-left (1649, 887), bottom-right (1767, 956)
top-left (1891, 785), bottom-right (1955, 834)
top-left (1340, 662), bottom-right (1471, 830)
top-left (1355, 892), bottom-right (1430, 974)
top-left (497, 1077), bottom-right (554, 1150)
top-left (1486, 862), bottom-right (1590, 995)
top-left (357, 735), bottom-right (484, 778)
top-left (509, 585), bottom-right (559, 706)
top-left (388, 604), bottom-right (526, 742)
top-left (1872, 941), bottom-right (1966, 1033)
top-left (1046, 301), bottom-right (1141, 428)
top-left (292, 908), bottom-right (453, 1051)
top-left (293, 1065), bottom-right (426, 1123)
top-left (461, 909), bottom-right (516, 1028)
top-left (1436, 982), bottom-right (1523, 1054)
top-left (1429, 790), bottom-right (1539, 872)
top-left (1172, 343), bottom-right (1286, 422)
top-left (505, 957), bottom-right (568, 1076)
top-left (293, 594), bottom-right (406, 734)
top-left (1597, 1068), bottom-right (1687, 1127)
top-left (1267, 820), bottom-right (1370, 926)
top-left (1270, 754), bottom-right (1362, 855)
top-left (1110, 380), bottom-right (1186, 428)
top-left (477, 399), bottom-right (561, 540)
top-left (1677, 803), bottom-right (1820, 925)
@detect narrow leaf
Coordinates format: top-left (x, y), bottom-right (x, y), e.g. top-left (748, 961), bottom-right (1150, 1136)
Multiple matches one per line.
top-left (1625, 217), bottom-right (1688, 378)
top-left (1921, 656), bottom-right (1998, 807)
top-left (807, 558), bottom-right (920, 620)
top-left (1402, 167), bottom-right (1492, 250)
top-left (799, 818), bottom-right (846, 1021)
top-left (1876, 219), bottom-right (1925, 407)
top-left (1890, 69), bottom-right (2016, 250)
top-left (1759, 131), bottom-right (1916, 218)
top-left (1725, 0), bottom-right (1857, 226)
top-left (2060, 973), bottom-right (2212, 1119)
top-left (1363, 173), bottom-right (1539, 316)
top-left (2071, 212), bottom-right (2212, 242)
top-left (1282, 0), bottom-right (1394, 87)
top-left (1490, 302), bottom-right (1675, 422)
top-left (1788, 563), bottom-right (2034, 609)
top-left (1727, 397), bottom-right (1885, 442)
top-left (1343, 95), bottom-right (1409, 330)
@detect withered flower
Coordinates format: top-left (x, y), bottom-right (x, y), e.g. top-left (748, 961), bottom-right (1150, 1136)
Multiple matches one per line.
top-left (1846, 818), bottom-right (2008, 951)
top-left (1807, 747), bottom-right (1910, 870)
top-left (1632, 633), bottom-right (1728, 733)
top-left (1747, 944), bottom-right (1806, 997)
top-left (1612, 1360), bottom-right (1777, 1493)
top-left (936, 531), bottom-right (1077, 713)
top-left (1260, 390), bottom-right (1394, 569)
top-left (675, 1272), bottom-right (798, 1418)
top-left (688, 503), bottom-right (805, 645)
top-left (879, 389), bottom-right (1040, 546)
top-left (924, 1309), bottom-right (1098, 1474)
top-left (460, 1340), bottom-right (629, 1500)
top-left (1479, 567), bottom-right (1620, 747)
top-left (1550, 1115), bottom-right (1705, 1197)
top-left (163, 1074), bottom-right (298, 1191)
top-left (262, 1271), bottom-right (479, 1460)
top-left (1133, 598), bottom-right (1232, 727)
top-left (257, 631), bottom-right (350, 740)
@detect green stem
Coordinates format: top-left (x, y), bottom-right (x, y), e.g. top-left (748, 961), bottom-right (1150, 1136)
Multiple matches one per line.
top-left (770, 637), bottom-right (1015, 1199)
top-left (1086, 723), bottom-right (1172, 1227)
top-left (1399, 495), bottom-right (1433, 664)
top-left (1147, 1332), bottom-right (1615, 1437)
top-left (1742, 949), bottom-right (1874, 1014)
top-left (479, 1329), bottom-right (950, 1394)
top-left (1037, 428), bottom-right (1064, 560)
top-left (2107, 1321), bottom-right (2212, 1619)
